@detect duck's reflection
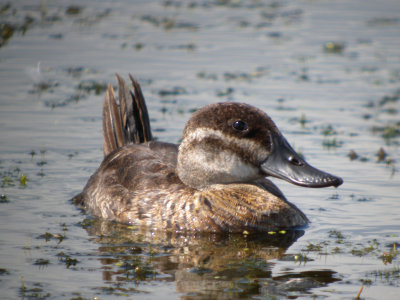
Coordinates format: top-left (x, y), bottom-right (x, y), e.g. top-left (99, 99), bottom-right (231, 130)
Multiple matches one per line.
top-left (82, 219), bottom-right (340, 298)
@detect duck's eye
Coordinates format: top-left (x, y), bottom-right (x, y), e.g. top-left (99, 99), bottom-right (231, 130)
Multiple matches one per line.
top-left (232, 120), bottom-right (248, 131)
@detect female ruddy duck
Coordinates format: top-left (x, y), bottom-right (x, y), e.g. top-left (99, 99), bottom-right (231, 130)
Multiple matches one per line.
top-left (73, 74), bottom-right (343, 232)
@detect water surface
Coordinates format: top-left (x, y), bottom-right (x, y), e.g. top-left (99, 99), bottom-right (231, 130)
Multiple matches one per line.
top-left (0, 0), bottom-right (399, 299)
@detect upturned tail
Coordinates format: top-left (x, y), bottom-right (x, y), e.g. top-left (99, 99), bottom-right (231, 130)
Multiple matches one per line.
top-left (102, 74), bottom-right (152, 156)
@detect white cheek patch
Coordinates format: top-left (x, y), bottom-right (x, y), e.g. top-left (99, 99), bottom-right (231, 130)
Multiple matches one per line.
top-left (180, 127), bottom-right (266, 183)
top-left (197, 146), bottom-right (259, 180)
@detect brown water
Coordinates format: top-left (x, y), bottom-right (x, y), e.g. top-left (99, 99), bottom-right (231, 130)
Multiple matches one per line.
top-left (0, 0), bottom-right (399, 299)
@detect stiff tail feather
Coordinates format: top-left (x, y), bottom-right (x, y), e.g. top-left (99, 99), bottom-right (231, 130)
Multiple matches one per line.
top-left (102, 74), bottom-right (152, 156)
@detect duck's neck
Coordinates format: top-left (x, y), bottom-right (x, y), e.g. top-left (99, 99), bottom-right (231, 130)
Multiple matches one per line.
top-left (176, 142), bottom-right (261, 190)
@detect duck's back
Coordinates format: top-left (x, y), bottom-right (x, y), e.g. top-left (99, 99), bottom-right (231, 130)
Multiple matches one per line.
top-left (74, 141), bottom-right (193, 225)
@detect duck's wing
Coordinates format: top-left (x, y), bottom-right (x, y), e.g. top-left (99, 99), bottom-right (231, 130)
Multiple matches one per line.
top-left (103, 74), bottom-right (153, 156)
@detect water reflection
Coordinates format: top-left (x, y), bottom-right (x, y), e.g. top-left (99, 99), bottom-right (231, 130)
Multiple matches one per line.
top-left (82, 219), bottom-right (340, 298)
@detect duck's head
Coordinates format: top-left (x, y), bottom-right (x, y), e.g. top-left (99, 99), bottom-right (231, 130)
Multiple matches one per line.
top-left (177, 102), bottom-right (343, 190)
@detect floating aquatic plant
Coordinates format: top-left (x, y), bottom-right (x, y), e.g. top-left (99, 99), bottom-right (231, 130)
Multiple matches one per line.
top-left (197, 71), bottom-right (218, 81)
top-left (65, 6), bottom-right (83, 16)
top-left (37, 232), bottom-right (65, 244)
top-left (77, 80), bottom-right (108, 95)
top-left (158, 86), bottom-right (187, 96)
top-left (1, 167), bottom-right (28, 188)
top-left (323, 41), bottom-right (345, 54)
top-left (33, 258), bottom-right (50, 267)
top-left (57, 252), bottom-right (79, 268)
top-left (348, 150), bottom-right (359, 161)
top-left (380, 244), bottom-right (398, 265)
top-left (366, 266), bottom-right (400, 286)
top-left (299, 113), bottom-right (307, 127)
top-left (322, 138), bottom-right (343, 149)
top-left (321, 124), bottom-right (337, 136)
top-left (0, 194), bottom-right (9, 203)
top-left (19, 277), bottom-right (51, 299)
top-left (19, 173), bottom-right (27, 186)
top-left (216, 87), bottom-right (234, 97)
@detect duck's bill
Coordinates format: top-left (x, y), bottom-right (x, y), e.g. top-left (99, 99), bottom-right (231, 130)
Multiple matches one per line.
top-left (260, 135), bottom-right (343, 188)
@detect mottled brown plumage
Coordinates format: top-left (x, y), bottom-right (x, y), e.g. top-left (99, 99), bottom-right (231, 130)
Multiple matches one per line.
top-left (73, 74), bottom-right (343, 232)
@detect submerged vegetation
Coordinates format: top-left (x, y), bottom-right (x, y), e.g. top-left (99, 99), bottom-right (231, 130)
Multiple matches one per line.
top-left (323, 41), bottom-right (346, 54)
top-left (1, 167), bottom-right (28, 188)
top-left (367, 89), bottom-right (400, 144)
top-left (321, 124), bottom-right (343, 149)
top-left (14, 219), bottom-right (394, 299)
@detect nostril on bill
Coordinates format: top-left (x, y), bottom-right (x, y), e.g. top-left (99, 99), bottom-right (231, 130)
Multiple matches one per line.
top-left (288, 155), bottom-right (303, 166)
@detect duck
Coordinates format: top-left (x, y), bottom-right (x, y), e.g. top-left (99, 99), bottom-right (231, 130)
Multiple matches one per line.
top-left (73, 74), bottom-right (343, 233)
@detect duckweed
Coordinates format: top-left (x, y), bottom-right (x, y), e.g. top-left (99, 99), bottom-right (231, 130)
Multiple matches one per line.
top-left (367, 17), bottom-right (400, 26)
top-left (38, 232), bottom-right (65, 244)
top-left (0, 194), bottom-right (9, 203)
top-left (77, 80), bottom-right (108, 95)
top-left (293, 253), bottom-right (312, 264)
top-left (376, 147), bottom-right (387, 162)
top-left (19, 278), bottom-right (51, 299)
top-left (0, 10), bottom-right (35, 47)
top-left (197, 71), bottom-right (218, 80)
top-left (321, 124), bottom-right (337, 136)
top-left (30, 81), bottom-right (60, 94)
top-left (216, 87), bottom-right (234, 97)
top-left (19, 173), bottom-right (27, 186)
top-left (158, 86), bottom-right (186, 96)
top-left (351, 240), bottom-right (380, 257)
top-left (382, 124), bottom-right (400, 140)
top-left (348, 150), bottom-right (359, 160)
top-left (58, 252), bottom-right (79, 268)
top-left (322, 138), bottom-right (343, 149)
top-left (304, 242), bottom-right (326, 252)
top-left (134, 43), bottom-right (144, 50)
top-left (175, 43), bottom-right (196, 51)
top-left (67, 151), bottom-right (78, 159)
top-left (323, 41), bottom-right (345, 54)
top-left (383, 107), bottom-right (398, 114)
top-left (1, 166), bottom-right (29, 188)
top-left (328, 230), bottom-right (345, 240)
top-left (0, 3), bottom-right (11, 14)
top-left (140, 15), bottom-right (197, 31)
top-left (45, 94), bottom-right (87, 108)
top-left (33, 258), bottom-right (50, 267)
top-left (380, 244), bottom-right (398, 265)
top-left (36, 160), bottom-right (47, 167)
top-left (367, 266), bottom-right (400, 286)
top-left (299, 113), bottom-right (307, 127)
top-left (379, 89), bottom-right (400, 106)
top-left (115, 256), bottom-right (157, 282)
top-left (2, 175), bottom-right (13, 187)
top-left (223, 71), bottom-right (256, 82)
top-left (371, 123), bottom-right (400, 143)
top-left (38, 232), bottom-right (53, 242)
top-left (64, 66), bottom-right (97, 78)
top-left (0, 23), bottom-right (15, 47)
top-left (65, 6), bottom-right (83, 15)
